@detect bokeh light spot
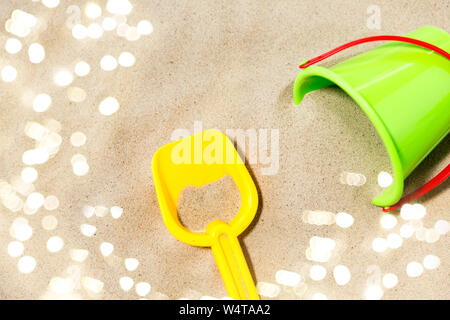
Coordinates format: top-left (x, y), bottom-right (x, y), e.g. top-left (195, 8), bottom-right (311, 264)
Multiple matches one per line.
top-left (137, 20), bottom-right (153, 35)
top-left (387, 233), bottom-right (403, 249)
top-left (116, 23), bottom-right (129, 37)
top-left (100, 55), bottom-right (118, 71)
top-left (44, 195), bottom-right (59, 210)
top-left (372, 237), bottom-right (387, 253)
top-left (100, 242), bottom-right (114, 257)
top-left (82, 205), bottom-right (95, 218)
top-left (18, 256), bottom-right (36, 273)
top-left (95, 206), bottom-right (109, 217)
top-left (1, 65), bottom-right (17, 82)
top-left (377, 171), bottom-right (393, 188)
top-left (399, 223), bottom-right (415, 238)
top-left (309, 265), bottom-right (326, 281)
top-left (423, 255), bottom-right (440, 270)
top-left (72, 24), bottom-right (88, 40)
top-left (10, 218), bottom-right (33, 241)
top-left (42, 215), bottom-right (58, 230)
top-left (125, 26), bottom-right (140, 41)
top-left (125, 258), bottom-right (139, 271)
top-left (8, 241), bottom-right (24, 257)
top-left (87, 23), bottom-right (103, 39)
top-left (74, 61), bottom-right (90, 77)
top-left (434, 220), bottom-right (449, 235)
top-left (21, 167), bottom-right (38, 183)
top-left (80, 224), bottom-right (96, 237)
top-left (335, 212), bottom-right (354, 228)
top-left (339, 171), bottom-right (366, 186)
top-left (85, 3), bottom-right (102, 19)
top-left (28, 43), bottom-right (45, 63)
top-left (136, 282), bottom-right (151, 297)
top-left (382, 273), bottom-right (398, 289)
top-left (119, 276), bottom-right (134, 291)
top-left (380, 214), bottom-right (397, 229)
top-left (33, 93), bottom-right (52, 112)
top-left (110, 206), bottom-right (123, 219)
top-left (425, 229), bottom-right (440, 243)
top-left (47, 236), bottom-right (64, 252)
top-left (70, 249), bottom-right (89, 262)
top-left (107, 0), bottom-right (133, 15)
top-left (364, 285), bottom-right (384, 300)
top-left (5, 38), bottom-right (22, 54)
top-left (256, 282), bottom-right (280, 298)
top-left (102, 17), bottom-right (117, 31)
top-left (406, 262), bottom-right (423, 278)
top-left (400, 203), bottom-right (426, 220)
top-left (118, 51), bottom-right (136, 67)
top-left (82, 277), bottom-right (104, 294)
top-left (311, 293), bottom-right (327, 300)
top-left (49, 277), bottom-right (75, 294)
top-left (99, 97), bottom-right (120, 115)
top-left (72, 161), bottom-right (90, 176)
top-left (70, 131), bottom-right (87, 147)
top-left (67, 87), bottom-right (87, 103)
top-left (333, 265), bottom-right (351, 286)
top-left (26, 192), bottom-right (45, 209)
top-left (42, 0), bottom-right (60, 8)
top-left (275, 270), bottom-right (301, 287)
top-left (54, 69), bottom-right (74, 87)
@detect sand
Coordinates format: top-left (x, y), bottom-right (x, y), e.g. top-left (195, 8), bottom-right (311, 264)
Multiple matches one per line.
top-left (178, 175), bottom-right (241, 233)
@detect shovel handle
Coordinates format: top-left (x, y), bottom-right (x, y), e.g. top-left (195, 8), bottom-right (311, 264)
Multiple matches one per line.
top-left (207, 221), bottom-right (259, 300)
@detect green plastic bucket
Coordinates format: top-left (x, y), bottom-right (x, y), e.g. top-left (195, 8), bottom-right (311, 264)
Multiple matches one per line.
top-left (293, 26), bottom-right (450, 207)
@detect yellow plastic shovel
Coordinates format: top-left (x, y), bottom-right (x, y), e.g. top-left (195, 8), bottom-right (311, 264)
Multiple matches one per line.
top-left (152, 130), bottom-right (259, 300)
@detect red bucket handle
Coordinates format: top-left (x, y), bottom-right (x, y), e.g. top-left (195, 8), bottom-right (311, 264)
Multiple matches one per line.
top-left (299, 35), bottom-right (450, 69)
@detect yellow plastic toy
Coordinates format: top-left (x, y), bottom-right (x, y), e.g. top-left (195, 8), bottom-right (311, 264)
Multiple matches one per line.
top-left (152, 130), bottom-right (260, 300)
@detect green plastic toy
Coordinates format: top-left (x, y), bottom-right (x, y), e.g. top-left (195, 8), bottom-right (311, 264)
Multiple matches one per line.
top-left (293, 26), bottom-right (450, 208)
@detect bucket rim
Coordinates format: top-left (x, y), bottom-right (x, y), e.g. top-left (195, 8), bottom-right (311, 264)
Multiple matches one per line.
top-left (293, 65), bottom-right (404, 206)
